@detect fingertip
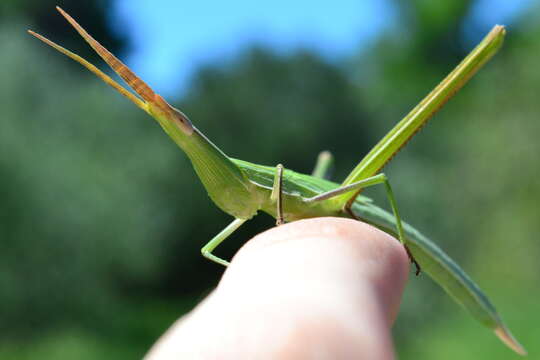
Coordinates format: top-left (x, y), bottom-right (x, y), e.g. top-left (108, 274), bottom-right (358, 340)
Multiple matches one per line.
top-left (149, 218), bottom-right (409, 359)
top-left (224, 217), bottom-right (409, 322)
top-left (232, 217), bottom-right (409, 282)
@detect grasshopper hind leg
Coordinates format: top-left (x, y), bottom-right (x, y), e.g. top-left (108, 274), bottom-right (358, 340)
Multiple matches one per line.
top-left (404, 245), bottom-right (421, 276)
top-left (344, 205), bottom-right (421, 275)
top-left (305, 173), bottom-right (421, 275)
top-left (343, 178), bottom-right (421, 276)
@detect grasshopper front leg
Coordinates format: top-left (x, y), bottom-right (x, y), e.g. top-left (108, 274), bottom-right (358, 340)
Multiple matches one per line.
top-left (201, 218), bottom-right (247, 266)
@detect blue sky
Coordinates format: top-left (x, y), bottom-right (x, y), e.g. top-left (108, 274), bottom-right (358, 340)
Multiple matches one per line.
top-left (110, 0), bottom-right (533, 96)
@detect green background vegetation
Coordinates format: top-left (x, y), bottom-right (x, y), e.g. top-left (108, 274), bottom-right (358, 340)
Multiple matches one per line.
top-left (1, 1), bottom-right (539, 358)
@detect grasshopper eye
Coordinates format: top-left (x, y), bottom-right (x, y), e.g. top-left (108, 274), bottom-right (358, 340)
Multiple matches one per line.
top-left (152, 93), bottom-right (194, 135)
top-left (171, 106), bottom-right (194, 135)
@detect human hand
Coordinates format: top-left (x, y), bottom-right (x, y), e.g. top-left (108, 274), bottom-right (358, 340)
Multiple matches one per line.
top-left (145, 217), bottom-right (409, 360)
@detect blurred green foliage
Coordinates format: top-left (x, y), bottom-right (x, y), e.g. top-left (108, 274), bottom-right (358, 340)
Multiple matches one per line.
top-left (1, 1), bottom-right (539, 358)
top-left (1, 0), bottom-right (127, 60)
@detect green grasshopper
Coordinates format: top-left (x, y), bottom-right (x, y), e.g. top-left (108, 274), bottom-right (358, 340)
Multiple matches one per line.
top-left (29, 7), bottom-right (526, 355)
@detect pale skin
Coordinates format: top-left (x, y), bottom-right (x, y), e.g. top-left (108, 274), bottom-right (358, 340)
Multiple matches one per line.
top-left (144, 218), bottom-right (409, 360)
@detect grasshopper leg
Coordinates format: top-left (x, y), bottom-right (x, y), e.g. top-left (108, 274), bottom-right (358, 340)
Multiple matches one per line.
top-left (270, 164), bottom-right (285, 226)
top-left (311, 151), bottom-right (334, 179)
top-left (403, 244), bottom-right (421, 276)
top-left (305, 173), bottom-right (421, 275)
top-left (345, 175), bottom-right (421, 275)
top-left (201, 218), bottom-right (247, 266)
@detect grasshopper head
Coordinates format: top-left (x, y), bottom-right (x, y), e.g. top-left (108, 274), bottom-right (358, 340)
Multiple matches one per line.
top-left (149, 94), bottom-right (194, 135)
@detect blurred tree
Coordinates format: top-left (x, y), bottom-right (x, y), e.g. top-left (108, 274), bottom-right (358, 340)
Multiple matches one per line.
top-left (0, 20), bottom-right (170, 338)
top-left (1, 0), bottom-right (127, 62)
top-left (353, 0), bottom-right (477, 122)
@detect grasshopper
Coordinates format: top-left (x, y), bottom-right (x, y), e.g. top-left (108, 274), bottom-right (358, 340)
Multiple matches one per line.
top-left (29, 7), bottom-right (525, 355)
